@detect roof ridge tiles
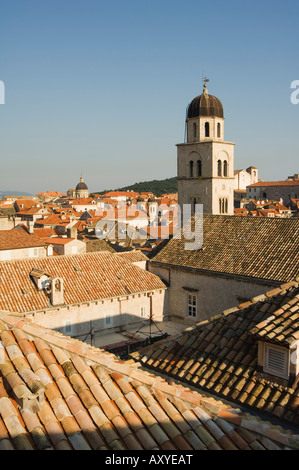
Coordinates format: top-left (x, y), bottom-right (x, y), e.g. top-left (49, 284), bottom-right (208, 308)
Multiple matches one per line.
top-left (182, 281), bottom-right (299, 337)
top-left (130, 281), bottom-right (299, 432)
top-left (1, 304), bottom-right (299, 449)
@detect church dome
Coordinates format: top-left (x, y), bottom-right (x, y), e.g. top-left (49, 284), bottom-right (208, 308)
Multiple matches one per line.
top-left (76, 177), bottom-right (88, 191)
top-left (187, 86), bottom-right (223, 119)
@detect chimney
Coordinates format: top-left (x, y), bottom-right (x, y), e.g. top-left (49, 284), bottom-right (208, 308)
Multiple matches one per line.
top-left (28, 220), bottom-right (34, 234)
top-left (50, 277), bottom-right (64, 306)
top-left (30, 269), bottom-right (50, 291)
top-left (67, 227), bottom-right (77, 239)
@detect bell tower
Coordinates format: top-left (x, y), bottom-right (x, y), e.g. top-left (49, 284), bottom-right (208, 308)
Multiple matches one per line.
top-left (177, 81), bottom-right (235, 216)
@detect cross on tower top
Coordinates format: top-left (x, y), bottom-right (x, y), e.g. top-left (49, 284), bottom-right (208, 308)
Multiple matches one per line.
top-left (203, 76), bottom-right (209, 93)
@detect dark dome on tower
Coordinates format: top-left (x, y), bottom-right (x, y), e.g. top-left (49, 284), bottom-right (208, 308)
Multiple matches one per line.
top-left (76, 177), bottom-right (88, 191)
top-left (187, 86), bottom-right (224, 119)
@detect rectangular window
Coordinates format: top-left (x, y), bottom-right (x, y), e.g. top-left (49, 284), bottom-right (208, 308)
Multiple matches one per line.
top-left (264, 343), bottom-right (289, 379)
top-left (188, 294), bottom-right (197, 318)
top-left (64, 321), bottom-right (72, 334)
top-left (140, 306), bottom-right (146, 318)
top-left (105, 314), bottom-right (111, 326)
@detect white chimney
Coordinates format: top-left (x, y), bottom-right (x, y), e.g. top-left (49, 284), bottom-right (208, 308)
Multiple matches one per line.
top-left (28, 220), bottom-right (34, 234)
top-left (50, 277), bottom-right (64, 306)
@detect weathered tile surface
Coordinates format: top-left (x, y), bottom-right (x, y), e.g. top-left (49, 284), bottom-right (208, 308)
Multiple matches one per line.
top-left (0, 251), bottom-right (165, 313)
top-left (0, 310), bottom-right (298, 450)
top-left (131, 282), bottom-right (299, 429)
top-left (152, 215), bottom-right (299, 282)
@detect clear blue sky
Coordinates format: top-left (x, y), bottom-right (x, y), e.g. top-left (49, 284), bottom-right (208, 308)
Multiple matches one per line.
top-left (1, 0), bottom-right (299, 194)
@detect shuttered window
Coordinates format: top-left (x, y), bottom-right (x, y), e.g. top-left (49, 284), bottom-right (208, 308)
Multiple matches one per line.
top-left (140, 306), bottom-right (146, 318)
top-left (188, 294), bottom-right (197, 318)
top-left (264, 343), bottom-right (289, 379)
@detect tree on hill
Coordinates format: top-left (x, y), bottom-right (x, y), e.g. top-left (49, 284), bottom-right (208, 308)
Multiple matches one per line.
top-left (94, 177), bottom-right (177, 197)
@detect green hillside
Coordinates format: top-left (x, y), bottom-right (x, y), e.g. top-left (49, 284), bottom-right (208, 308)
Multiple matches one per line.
top-left (96, 177), bottom-right (177, 197)
top-left (0, 191), bottom-right (33, 198)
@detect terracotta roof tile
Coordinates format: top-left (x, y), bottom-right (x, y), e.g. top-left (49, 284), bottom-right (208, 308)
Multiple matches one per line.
top-left (0, 310), bottom-right (298, 450)
top-left (152, 215), bottom-right (299, 283)
top-left (0, 252), bottom-right (165, 313)
top-left (0, 229), bottom-right (47, 252)
top-left (131, 282), bottom-right (299, 431)
top-left (116, 250), bottom-right (149, 262)
top-left (248, 180), bottom-right (299, 187)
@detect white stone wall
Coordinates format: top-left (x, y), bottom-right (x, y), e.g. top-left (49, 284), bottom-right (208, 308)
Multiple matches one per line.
top-left (26, 289), bottom-right (166, 340)
top-left (186, 117), bottom-right (224, 142)
top-left (131, 260), bottom-right (147, 270)
top-left (52, 239), bottom-right (86, 256)
top-left (149, 263), bottom-right (275, 323)
top-left (234, 169), bottom-right (258, 190)
top-left (246, 185), bottom-right (299, 205)
top-left (177, 140), bottom-right (235, 215)
top-left (0, 246), bottom-right (48, 261)
top-left (0, 218), bottom-right (15, 231)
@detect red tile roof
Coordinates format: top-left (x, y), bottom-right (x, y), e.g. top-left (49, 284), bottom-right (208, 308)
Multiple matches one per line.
top-left (152, 215), bottom-right (299, 283)
top-left (96, 205), bottom-right (148, 221)
top-left (34, 228), bottom-right (56, 239)
top-left (0, 251), bottom-right (166, 313)
top-left (36, 191), bottom-right (65, 198)
top-left (44, 237), bottom-right (76, 245)
top-left (0, 201), bottom-right (14, 208)
top-left (139, 224), bottom-right (175, 239)
top-left (131, 281), bottom-right (299, 428)
top-left (116, 251), bottom-right (149, 263)
top-left (0, 312), bottom-right (297, 450)
top-left (35, 214), bottom-right (71, 227)
top-left (248, 180), bottom-right (299, 187)
top-left (103, 191), bottom-right (140, 198)
top-left (69, 198), bottom-right (95, 205)
top-left (234, 208), bottom-right (249, 216)
top-left (16, 207), bottom-right (46, 216)
top-left (14, 200), bottom-right (38, 211)
top-left (0, 229), bottom-right (47, 251)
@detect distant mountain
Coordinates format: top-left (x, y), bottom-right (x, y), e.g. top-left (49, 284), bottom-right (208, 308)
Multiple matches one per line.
top-left (0, 190), bottom-right (33, 198)
top-left (95, 177), bottom-right (178, 197)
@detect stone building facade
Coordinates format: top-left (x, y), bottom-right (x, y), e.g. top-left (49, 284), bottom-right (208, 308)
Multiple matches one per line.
top-left (246, 179), bottom-right (299, 205)
top-left (148, 263), bottom-right (275, 323)
top-left (0, 251), bottom-right (166, 341)
top-left (67, 176), bottom-right (89, 199)
top-left (149, 215), bottom-right (299, 324)
top-left (177, 84), bottom-right (235, 217)
top-left (0, 228), bottom-right (51, 261)
top-left (234, 166), bottom-right (259, 190)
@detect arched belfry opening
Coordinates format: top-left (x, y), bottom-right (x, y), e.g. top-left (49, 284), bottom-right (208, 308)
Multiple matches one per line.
top-left (217, 122), bottom-right (221, 138)
top-left (193, 122), bottom-right (197, 141)
top-left (223, 160), bottom-right (228, 177)
top-left (177, 79), bottom-right (234, 215)
top-left (189, 161), bottom-right (194, 177)
top-left (204, 122), bottom-right (210, 137)
top-left (197, 160), bottom-right (202, 177)
top-left (217, 160), bottom-right (222, 177)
